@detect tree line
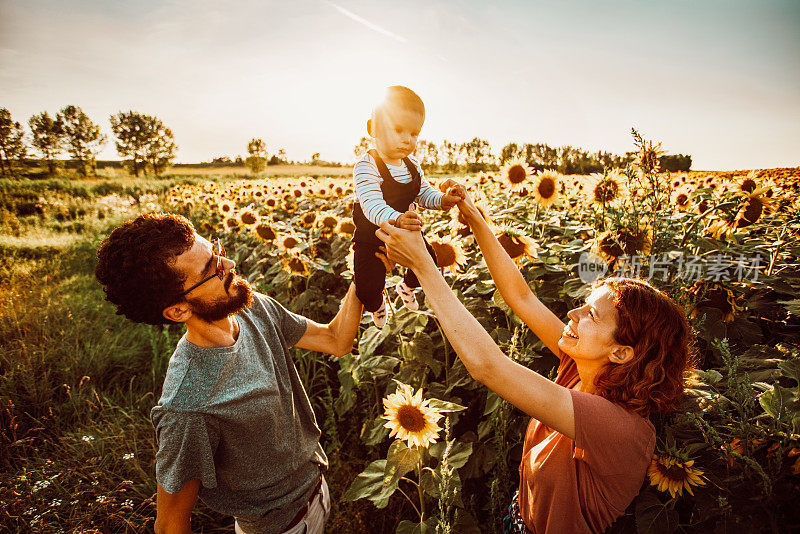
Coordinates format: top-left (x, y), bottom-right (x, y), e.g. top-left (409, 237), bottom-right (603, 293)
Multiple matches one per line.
top-left (0, 106), bottom-right (177, 178)
top-left (355, 136), bottom-right (692, 174)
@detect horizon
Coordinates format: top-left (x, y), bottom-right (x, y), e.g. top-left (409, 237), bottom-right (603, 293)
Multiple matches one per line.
top-left (1, 0), bottom-right (798, 171)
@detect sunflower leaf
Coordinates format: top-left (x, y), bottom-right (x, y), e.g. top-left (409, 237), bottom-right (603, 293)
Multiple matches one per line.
top-left (634, 489), bottom-right (678, 534)
top-left (384, 440), bottom-right (420, 489)
top-left (395, 517), bottom-right (437, 534)
top-left (426, 398), bottom-right (467, 413)
top-left (778, 358), bottom-right (800, 387)
top-left (342, 459), bottom-right (398, 508)
top-left (758, 385), bottom-right (798, 422)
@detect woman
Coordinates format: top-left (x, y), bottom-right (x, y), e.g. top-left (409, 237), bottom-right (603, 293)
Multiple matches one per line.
top-left (376, 180), bottom-right (692, 534)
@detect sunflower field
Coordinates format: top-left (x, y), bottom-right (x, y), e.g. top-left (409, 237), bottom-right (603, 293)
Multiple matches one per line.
top-left (2, 131), bottom-right (800, 533)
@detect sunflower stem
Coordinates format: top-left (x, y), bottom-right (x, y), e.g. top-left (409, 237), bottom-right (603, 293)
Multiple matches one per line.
top-left (416, 458), bottom-right (426, 522)
top-left (395, 485), bottom-right (421, 518)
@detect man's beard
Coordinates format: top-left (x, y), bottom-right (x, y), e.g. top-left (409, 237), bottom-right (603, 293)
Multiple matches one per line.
top-left (188, 273), bottom-right (255, 323)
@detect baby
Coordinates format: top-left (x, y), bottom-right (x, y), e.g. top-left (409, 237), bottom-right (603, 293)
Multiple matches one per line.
top-left (352, 86), bottom-right (461, 328)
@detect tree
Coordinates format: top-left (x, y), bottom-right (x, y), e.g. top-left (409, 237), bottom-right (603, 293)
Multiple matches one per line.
top-left (246, 138), bottom-right (267, 173)
top-left (463, 137), bottom-right (493, 172)
top-left (58, 105), bottom-right (105, 177)
top-left (143, 116), bottom-right (177, 176)
top-left (29, 111), bottom-right (64, 174)
top-left (0, 108), bottom-right (26, 177)
top-left (354, 137), bottom-right (371, 157)
top-left (110, 111), bottom-right (176, 176)
top-left (311, 152), bottom-right (321, 162)
top-left (500, 143), bottom-right (520, 165)
top-left (110, 111), bottom-right (149, 176)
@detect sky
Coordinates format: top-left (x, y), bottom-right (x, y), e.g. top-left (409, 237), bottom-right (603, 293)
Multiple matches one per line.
top-left (1, 0), bottom-right (798, 170)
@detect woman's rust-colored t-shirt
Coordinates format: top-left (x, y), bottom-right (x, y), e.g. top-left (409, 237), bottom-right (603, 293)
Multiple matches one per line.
top-left (517, 353), bottom-right (656, 533)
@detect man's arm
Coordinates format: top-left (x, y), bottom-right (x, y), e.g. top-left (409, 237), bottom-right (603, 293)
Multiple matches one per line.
top-left (294, 283), bottom-right (363, 357)
top-left (155, 479), bottom-right (200, 534)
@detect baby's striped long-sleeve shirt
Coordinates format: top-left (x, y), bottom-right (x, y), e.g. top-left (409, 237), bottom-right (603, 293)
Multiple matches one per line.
top-left (353, 152), bottom-right (444, 226)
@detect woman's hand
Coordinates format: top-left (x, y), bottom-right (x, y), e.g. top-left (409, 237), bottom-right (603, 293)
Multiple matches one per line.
top-left (375, 221), bottom-right (437, 271)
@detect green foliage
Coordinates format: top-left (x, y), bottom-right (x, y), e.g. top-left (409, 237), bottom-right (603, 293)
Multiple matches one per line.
top-left (109, 111), bottom-right (177, 177)
top-left (0, 107), bottom-right (26, 177)
top-left (28, 111), bottom-right (64, 175)
top-left (58, 105), bottom-right (106, 177)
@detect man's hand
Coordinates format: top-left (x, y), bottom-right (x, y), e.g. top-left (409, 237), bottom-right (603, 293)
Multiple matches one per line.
top-left (394, 210), bottom-right (423, 232)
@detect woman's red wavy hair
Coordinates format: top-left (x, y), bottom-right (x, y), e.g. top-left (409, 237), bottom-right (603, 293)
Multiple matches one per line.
top-left (591, 277), bottom-right (695, 417)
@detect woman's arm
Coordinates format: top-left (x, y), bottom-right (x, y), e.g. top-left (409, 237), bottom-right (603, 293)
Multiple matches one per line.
top-left (440, 180), bottom-right (566, 359)
top-left (376, 222), bottom-right (576, 439)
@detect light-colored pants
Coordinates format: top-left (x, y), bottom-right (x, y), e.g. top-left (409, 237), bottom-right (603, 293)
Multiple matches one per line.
top-left (235, 477), bottom-right (330, 534)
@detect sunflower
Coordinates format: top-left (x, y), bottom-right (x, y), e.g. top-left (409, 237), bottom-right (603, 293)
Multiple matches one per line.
top-left (633, 141), bottom-right (667, 174)
top-left (278, 234), bottom-right (300, 251)
top-left (592, 223), bottom-right (651, 265)
top-left (337, 218), bottom-right (356, 235)
top-left (218, 200), bottom-right (234, 216)
top-left (316, 213), bottom-right (340, 232)
top-left (496, 228), bottom-right (536, 263)
top-left (299, 212), bottom-right (316, 227)
top-left (382, 384), bottom-right (443, 448)
top-left (282, 255), bottom-right (307, 276)
top-left (688, 280), bottom-right (743, 323)
top-left (584, 172), bottom-right (627, 208)
top-left (706, 190), bottom-right (774, 239)
top-left (429, 235), bottom-right (468, 272)
top-left (238, 209), bottom-right (259, 227)
top-left (448, 202), bottom-right (489, 238)
top-left (499, 157), bottom-right (534, 192)
top-left (671, 185), bottom-right (693, 212)
top-left (253, 223), bottom-right (277, 242)
top-left (647, 454), bottom-right (706, 498)
top-left (531, 170), bottom-right (560, 208)
top-left (223, 216), bottom-right (240, 231)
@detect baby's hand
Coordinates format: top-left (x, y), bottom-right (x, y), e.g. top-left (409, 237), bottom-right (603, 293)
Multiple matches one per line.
top-left (394, 211), bottom-right (423, 232)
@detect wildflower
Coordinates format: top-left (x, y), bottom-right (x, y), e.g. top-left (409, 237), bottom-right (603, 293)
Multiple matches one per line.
top-left (122, 453), bottom-right (134, 460)
top-left (49, 499), bottom-right (62, 507)
top-left (81, 435), bottom-right (95, 443)
top-left (122, 499), bottom-right (134, 508)
top-left (531, 170), bottom-right (560, 209)
top-left (647, 454), bottom-right (706, 498)
top-left (96, 495), bottom-right (108, 504)
top-left (382, 384), bottom-right (443, 448)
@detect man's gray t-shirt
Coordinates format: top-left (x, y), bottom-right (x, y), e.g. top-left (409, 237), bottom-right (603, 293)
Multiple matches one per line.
top-left (151, 292), bottom-right (328, 532)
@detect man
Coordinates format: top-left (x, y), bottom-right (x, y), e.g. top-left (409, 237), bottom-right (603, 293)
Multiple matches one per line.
top-left (95, 213), bottom-right (363, 534)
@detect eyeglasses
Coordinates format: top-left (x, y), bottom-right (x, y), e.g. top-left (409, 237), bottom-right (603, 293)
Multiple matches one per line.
top-left (181, 238), bottom-right (227, 296)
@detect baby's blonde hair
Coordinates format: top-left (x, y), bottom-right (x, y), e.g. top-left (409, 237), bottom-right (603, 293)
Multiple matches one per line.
top-left (371, 86), bottom-right (425, 127)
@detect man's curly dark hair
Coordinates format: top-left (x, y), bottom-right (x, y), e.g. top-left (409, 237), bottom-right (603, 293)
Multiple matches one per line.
top-left (95, 213), bottom-right (195, 325)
